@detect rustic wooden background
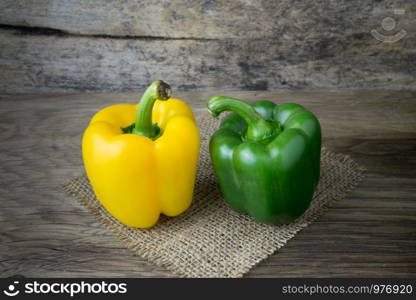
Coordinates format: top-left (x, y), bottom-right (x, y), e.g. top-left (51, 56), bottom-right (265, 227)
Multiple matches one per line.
top-left (0, 0), bottom-right (415, 93)
top-left (0, 1), bottom-right (415, 279)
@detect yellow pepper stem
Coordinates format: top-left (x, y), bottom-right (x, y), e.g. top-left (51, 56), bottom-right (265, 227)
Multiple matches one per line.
top-left (132, 80), bottom-right (172, 138)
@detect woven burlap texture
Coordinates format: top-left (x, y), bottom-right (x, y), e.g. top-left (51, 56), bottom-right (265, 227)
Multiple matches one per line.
top-left (63, 113), bottom-right (365, 278)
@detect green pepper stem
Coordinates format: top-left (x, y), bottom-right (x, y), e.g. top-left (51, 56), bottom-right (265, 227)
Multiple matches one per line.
top-left (207, 96), bottom-right (280, 142)
top-left (207, 96), bottom-right (262, 126)
top-left (133, 80), bottom-right (171, 138)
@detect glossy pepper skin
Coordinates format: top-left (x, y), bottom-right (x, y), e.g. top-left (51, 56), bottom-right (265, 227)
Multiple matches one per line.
top-left (83, 81), bottom-right (199, 228)
top-left (207, 97), bottom-right (321, 224)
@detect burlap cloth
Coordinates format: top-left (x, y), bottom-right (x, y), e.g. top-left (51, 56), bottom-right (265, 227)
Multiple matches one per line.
top-left (63, 113), bottom-right (365, 278)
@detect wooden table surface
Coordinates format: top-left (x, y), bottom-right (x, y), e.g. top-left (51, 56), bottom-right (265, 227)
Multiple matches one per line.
top-left (1, 90), bottom-right (415, 278)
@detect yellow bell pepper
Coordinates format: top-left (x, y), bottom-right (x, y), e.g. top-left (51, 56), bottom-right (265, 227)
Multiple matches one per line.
top-left (82, 81), bottom-right (200, 228)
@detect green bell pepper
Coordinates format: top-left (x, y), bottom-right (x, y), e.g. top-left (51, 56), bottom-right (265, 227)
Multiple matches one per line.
top-left (207, 96), bottom-right (321, 224)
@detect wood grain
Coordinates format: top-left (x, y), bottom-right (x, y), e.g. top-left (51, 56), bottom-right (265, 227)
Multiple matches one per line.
top-left (1, 0), bottom-right (414, 39)
top-left (1, 0), bottom-right (415, 92)
top-left (0, 90), bottom-right (415, 277)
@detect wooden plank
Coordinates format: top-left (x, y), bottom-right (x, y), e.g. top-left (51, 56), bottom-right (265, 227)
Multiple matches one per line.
top-left (1, 1), bottom-right (415, 93)
top-left (1, 28), bottom-right (415, 93)
top-left (1, 0), bottom-right (414, 39)
top-left (0, 90), bottom-right (415, 277)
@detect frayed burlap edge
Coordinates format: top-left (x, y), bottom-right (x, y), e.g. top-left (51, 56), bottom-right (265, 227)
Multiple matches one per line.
top-left (63, 113), bottom-right (365, 278)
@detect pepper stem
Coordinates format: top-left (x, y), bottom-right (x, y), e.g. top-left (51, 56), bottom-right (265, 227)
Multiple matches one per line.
top-left (132, 80), bottom-right (172, 138)
top-left (207, 96), bottom-right (280, 142)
